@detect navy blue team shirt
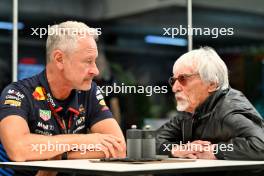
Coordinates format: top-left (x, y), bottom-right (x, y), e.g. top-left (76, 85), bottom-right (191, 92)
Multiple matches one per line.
top-left (0, 70), bottom-right (113, 176)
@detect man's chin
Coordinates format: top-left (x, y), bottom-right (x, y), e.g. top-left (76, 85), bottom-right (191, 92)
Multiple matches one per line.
top-left (177, 108), bottom-right (187, 112)
top-left (176, 103), bottom-right (189, 112)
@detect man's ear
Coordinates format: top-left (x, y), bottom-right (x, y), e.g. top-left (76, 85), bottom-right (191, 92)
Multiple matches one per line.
top-left (208, 82), bottom-right (218, 93)
top-left (52, 50), bottom-right (64, 70)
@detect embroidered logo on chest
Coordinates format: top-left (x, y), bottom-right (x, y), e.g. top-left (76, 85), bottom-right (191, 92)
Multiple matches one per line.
top-left (39, 109), bottom-right (51, 121)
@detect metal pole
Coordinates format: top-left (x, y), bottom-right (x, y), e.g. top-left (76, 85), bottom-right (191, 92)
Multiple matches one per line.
top-left (187, 0), bottom-right (192, 51)
top-left (12, 0), bottom-right (18, 82)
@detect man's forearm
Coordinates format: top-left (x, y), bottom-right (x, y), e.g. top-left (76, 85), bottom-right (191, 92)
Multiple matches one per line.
top-left (13, 133), bottom-right (88, 161)
top-left (216, 138), bottom-right (264, 160)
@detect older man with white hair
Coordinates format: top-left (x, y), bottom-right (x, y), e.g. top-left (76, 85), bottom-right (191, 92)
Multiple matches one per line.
top-left (156, 47), bottom-right (264, 160)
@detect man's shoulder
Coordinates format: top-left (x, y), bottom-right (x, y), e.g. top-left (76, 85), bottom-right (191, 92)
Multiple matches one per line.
top-left (1, 73), bottom-right (42, 99)
top-left (221, 88), bottom-right (253, 109)
top-left (215, 88), bottom-right (262, 121)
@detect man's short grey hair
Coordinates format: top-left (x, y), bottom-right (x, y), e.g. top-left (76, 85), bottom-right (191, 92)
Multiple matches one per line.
top-left (46, 21), bottom-right (98, 62)
top-left (173, 46), bottom-right (229, 90)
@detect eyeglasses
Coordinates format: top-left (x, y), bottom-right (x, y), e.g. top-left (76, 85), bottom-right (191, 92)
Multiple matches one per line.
top-left (168, 73), bottom-right (199, 87)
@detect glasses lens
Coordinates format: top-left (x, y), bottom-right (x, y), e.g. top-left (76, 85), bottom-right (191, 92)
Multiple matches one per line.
top-left (169, 73), bottom-right (198, 87)
top-left (178, 75), bottom-right (186, 85)
top-left (169, 77), bottom-right (175, 87)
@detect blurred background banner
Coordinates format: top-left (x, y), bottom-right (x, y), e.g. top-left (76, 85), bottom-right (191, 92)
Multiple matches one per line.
top-left (0, 0), bottom-right (263, 131)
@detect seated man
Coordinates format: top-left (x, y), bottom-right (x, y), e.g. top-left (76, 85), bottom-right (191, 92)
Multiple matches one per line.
top-left (0, 21), bottom-right (126, 176)
top-left (156, 47), bottom-right (264, 160)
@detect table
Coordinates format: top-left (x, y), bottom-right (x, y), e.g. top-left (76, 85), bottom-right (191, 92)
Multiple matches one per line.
top-left (1, 159), bottom-right (264, 175)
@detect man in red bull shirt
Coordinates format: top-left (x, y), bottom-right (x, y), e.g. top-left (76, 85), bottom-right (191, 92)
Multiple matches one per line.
top-left (0, 21), bottom-right (126, 176)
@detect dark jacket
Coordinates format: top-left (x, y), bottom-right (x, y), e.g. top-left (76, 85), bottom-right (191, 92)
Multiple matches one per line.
top-left (156, 88), bottom-right (264, 160)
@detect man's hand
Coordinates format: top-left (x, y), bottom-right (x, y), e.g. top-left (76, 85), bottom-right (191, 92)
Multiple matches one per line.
top-left (171, 140), bottom-right (209, 159)
top-left (171, 140), bottom-right (217, 160)
top-left (171, 143), bottom-right (199, 159)
top-left (192, 140), bottom-right (217, 160)
top-left (89, 118), bottom-right (126, 158)
top-left (86, 133), bottom-right (125, 158)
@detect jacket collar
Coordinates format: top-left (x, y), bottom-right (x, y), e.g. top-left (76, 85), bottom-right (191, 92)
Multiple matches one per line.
top-left (193, 87), bottom-right (229, 120)
top-left (38, 70), bottom-right (79, 112)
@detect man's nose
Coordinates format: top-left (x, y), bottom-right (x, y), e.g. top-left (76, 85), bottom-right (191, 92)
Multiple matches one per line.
top-left (89, 64), bottom-right (100, 76)
top-left (172, 80), bottom-right (182, 93)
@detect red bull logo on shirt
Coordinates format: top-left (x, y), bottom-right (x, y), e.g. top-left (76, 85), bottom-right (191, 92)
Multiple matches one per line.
top-left (32, 87), bottom-right (46, 100)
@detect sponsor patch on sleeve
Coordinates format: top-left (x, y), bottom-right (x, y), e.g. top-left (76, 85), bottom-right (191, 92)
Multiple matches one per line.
top-left (95, 87), bottom-right (110, 112)
top-left (5, 89), bottom-right (25, 100)
top-left (96, 88), bottom-right (104, 100)
top-left (4, 99), bottom-right (21, 107)
top-left (3, 89), bottom-right (25, 107)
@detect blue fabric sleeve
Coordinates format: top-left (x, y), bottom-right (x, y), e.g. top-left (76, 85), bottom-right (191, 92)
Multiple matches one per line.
top-left (0, 83), bottom-right (30, 122)
top-left (87, 82), bottom-right (113, 128)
